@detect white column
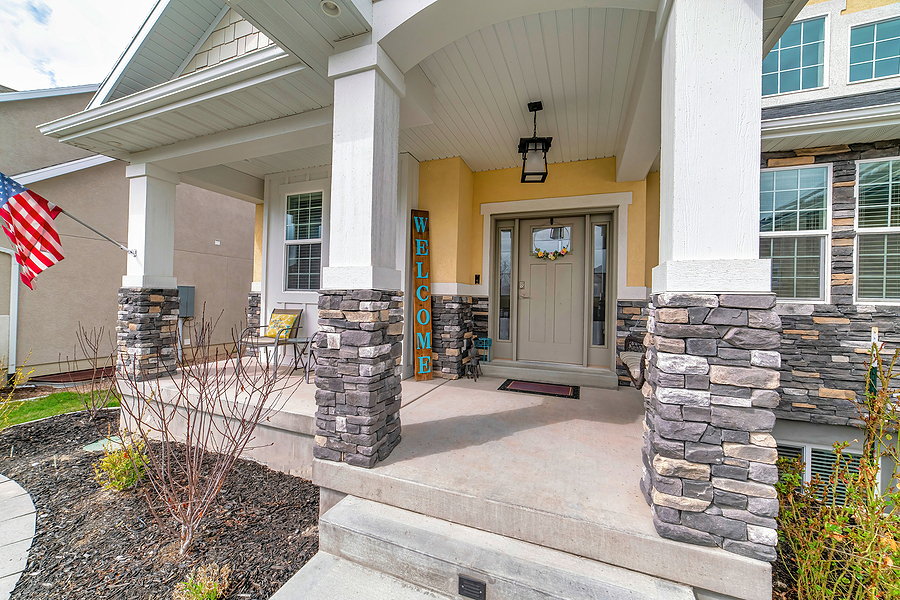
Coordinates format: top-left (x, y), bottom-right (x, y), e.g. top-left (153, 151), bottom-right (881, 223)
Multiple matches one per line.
top-left (322, 45), bottom-right (403, 291)
top-left (122, 163), bottom-right (179, 289)
top-left (653, 0), bottom-right (770, 294)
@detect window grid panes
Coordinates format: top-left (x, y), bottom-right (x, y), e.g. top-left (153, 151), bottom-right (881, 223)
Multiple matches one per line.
top-left (284, 192), bottom-right (323, 291)
top-left (857, 233), bottom-right (900, 301)
top-left (760, 236), bottom-right (824, 300)
top-left (849, 17), bottom-right (900, 82)
top-left (858, 159), bottom-right (900, 228)
top-left (760, 167), bottom-right (828, 232)
top-left (762, 17), bottom-right (825, 96)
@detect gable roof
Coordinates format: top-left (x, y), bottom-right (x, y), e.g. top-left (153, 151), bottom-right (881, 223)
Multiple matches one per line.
top-left (89, 0), bottom-right (229, 109)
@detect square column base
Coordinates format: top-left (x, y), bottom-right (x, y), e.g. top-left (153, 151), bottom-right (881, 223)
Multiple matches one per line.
top-left (116, 287), bottom-right (179, 381)
top-left (640, 292), bottom-right (782, 562)
top-left (313, 289), bottom-right (404, 467)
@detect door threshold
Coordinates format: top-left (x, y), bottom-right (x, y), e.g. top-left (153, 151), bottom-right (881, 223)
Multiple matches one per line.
top-left (481, 361), bottom-right (618, 390)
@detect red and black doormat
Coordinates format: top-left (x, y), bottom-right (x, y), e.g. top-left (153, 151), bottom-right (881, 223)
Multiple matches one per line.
top-left (498, 379), bottom-right (580, 399)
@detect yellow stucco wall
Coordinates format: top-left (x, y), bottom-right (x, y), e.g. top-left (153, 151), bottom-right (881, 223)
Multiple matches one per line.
top-left (841, 0), bottom-right (899, 14)
top-left (418, 156), bottom-right (659, 289)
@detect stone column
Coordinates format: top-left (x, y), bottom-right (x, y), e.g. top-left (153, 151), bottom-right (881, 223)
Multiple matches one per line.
top-left (117, 163), bottom-right (180, 380)
top-left (313, 290), bottom-right (403, 467)
top-left (641, 292), bottom-right (781, 561)
top-left (314, 46), bottom-right (405, 467)
top-left (645, 0), bottom-right (781, 561)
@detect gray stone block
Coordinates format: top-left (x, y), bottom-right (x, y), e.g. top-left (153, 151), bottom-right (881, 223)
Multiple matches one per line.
top-left (685, 442), bottom-right (724, 464)
top-left (705, 308), bottom-right (748, 326)
top-left (681, 512), bottom-right (746, 540)
top-left (722, 540), bottom-right (777, 562)
top-left (652, 517), bottom-right (719, 547)
top-left (722, 328), bottom-right (780, 350)
top-left (710, 406), bottom-right (776, 432)
top-left (718, 295), bottom-right (776, 310)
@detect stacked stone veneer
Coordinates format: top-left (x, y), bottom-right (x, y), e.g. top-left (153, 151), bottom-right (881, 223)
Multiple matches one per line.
top-left (617, 300), bottom-right (650, 385)
top-left (761, 141), bottom-right (900, 426)
top-left (313, 290), bottom-right (403, 468)
top-left (247, 291), bottom-right (261, 329)
top-left (117, 288), bottom-right (179, 380)
top-left (472, 296), bottom-right (489, 339)
top-left (431, 295), bottom-right (473, 379)
top-left (641, 292), bottom-right (782, 562)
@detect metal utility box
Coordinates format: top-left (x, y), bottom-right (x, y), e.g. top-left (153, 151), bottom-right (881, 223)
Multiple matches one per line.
top-left (177, 285), bottom-right (195, 318)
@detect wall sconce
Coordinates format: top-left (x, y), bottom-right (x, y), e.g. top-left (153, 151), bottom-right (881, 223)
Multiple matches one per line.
top-left (518, 101), bottom-right (552, 183)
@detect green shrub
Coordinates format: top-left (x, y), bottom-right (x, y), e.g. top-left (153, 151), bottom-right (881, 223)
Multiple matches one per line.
top-left (776, 345), bottom-right (900, 600)
top-left (93, 439), bottom-right (147, 491)
top-left (172, 563), bottom-right (231, 600)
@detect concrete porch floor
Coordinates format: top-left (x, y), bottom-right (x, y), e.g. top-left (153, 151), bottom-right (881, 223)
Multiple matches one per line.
top-left (315, 377), bottom-right (772, 600)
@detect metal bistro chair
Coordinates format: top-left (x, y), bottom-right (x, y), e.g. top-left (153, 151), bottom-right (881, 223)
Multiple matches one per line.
top-left (285, 327), bottom-right (317, 384)
top-left (240, 308), bottom-right (303, 375)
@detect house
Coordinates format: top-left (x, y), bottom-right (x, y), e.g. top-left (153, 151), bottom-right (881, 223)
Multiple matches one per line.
top-left (37, 0), bottom-right (900, 598)
top-left (0, 84), bottom-right (255, 378)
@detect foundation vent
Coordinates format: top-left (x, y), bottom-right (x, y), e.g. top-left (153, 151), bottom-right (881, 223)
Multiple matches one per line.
top-left (458, 575), bottom-right (486, 599)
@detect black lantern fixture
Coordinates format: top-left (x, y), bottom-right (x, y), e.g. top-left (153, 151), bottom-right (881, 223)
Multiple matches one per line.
top-left (518, 101), bottom-right (552, 183)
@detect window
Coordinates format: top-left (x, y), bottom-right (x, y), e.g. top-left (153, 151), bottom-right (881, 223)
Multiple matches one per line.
top-left (284, 192), bottom-right (322, 290)
top-left (759, 167), bottom-right (829, 301)
top-left (849, 17), bottom-right (900, 82)
top-left (777, 444), bottom-right (863, 505)
top-left (762, 16), bottom-right (826, 96)
top-left (498, 228), bottom-right (512, 341)
top-left (592, 224), bottom-right (608, 346)
top-left (857, 159), bottom-right (900, 302)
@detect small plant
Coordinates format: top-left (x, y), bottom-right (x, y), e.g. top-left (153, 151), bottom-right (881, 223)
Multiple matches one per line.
top-left (0, 353), bottom-right (34, 431)
top-left (93, 438), bottom-right (147, 491)
top-left (172, 563), bottom-right (231, 600)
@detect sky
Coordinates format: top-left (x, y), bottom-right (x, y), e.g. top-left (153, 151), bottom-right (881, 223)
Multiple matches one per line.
top-left (0, 0), bottom-right (157, 91)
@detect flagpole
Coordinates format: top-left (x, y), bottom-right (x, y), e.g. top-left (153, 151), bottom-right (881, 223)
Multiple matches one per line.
top-left (57, 208), bottom-right (137, 257)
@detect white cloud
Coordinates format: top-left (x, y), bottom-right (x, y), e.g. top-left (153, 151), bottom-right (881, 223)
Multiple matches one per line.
top-left (0, 0), bottom-right (157, 91)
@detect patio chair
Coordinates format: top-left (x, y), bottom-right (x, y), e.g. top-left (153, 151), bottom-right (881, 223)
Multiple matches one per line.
top-left (239, 308), bottom-right (303, 374)
top-left (619, 333), bottom-right (647, 388)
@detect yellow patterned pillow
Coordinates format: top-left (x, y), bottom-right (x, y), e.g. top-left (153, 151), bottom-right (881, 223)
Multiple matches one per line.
top-left (265, 313), bottom-right (297, 339)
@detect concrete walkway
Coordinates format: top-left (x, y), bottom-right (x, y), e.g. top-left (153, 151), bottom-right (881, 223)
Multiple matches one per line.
top-left (0, 476), bottom-right (35, 599)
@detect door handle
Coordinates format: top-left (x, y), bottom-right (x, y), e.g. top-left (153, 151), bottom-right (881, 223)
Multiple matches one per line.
top-left (518, 295), bottom-right (529, 299)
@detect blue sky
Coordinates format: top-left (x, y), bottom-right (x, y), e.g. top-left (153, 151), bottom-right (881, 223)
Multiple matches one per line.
top-left (0, 0), bottom-right (156, 91)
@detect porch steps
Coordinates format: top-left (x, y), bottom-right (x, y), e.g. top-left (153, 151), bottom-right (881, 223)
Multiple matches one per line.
top-left (271, 495), bottom-right (694, 600)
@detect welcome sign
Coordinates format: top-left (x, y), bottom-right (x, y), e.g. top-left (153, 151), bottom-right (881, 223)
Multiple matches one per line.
top-left (411, 209), bottom-right (432, 381)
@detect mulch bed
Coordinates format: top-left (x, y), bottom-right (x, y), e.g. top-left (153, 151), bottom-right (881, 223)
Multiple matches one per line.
top-left (0, 409), bottom-right (319, 599)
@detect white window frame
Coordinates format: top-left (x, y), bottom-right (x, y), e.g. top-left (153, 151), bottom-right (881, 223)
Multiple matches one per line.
top-left (283, 191), bottom-right (324, 292)
top-left (854, 156), bottom-right (900, 306)
top-left (763, 14), bottom-right (829, 98)
top-left (848, 15), bottom-right (900, 85)
top-left (760, 163), bottom-right (833, 304)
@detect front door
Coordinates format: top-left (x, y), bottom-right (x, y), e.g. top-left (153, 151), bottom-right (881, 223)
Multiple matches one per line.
top-left (516, 217), bottom-right (585, 364)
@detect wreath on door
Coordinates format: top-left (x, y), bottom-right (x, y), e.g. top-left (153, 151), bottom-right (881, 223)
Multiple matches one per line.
top-left (533, 246), bottom-right (570, 261)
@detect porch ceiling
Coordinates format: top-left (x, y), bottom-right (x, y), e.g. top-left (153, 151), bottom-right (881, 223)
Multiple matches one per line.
top-left (224, 144), bottom-right (333, 177)
top-left (399, 8), bottom-right (654, 172)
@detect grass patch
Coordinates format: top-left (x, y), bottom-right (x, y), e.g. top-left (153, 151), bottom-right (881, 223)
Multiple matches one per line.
top-left (6, 391), bottom-right (120, 427)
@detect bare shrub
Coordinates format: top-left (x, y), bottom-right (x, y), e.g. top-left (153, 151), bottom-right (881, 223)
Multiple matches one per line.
top-left (61, 323), bottom-right (117, 419)
top-left (117, 314), bottom-right (294, 555)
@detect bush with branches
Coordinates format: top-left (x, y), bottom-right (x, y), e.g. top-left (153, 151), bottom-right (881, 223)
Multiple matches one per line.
top-left (62, 323), bottom-right (117, 420)
top-left (776, 343), bottom-right (900, 599)
top-left (117, 314), bottom-right (292, 555)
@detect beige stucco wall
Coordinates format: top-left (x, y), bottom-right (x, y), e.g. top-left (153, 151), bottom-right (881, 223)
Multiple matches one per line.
top-left (174, 184), bottom-right (255, 345)
top-left (0, 92), bottom-right (95, 175)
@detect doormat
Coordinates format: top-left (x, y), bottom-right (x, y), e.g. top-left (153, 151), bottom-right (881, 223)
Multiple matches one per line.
top-left (498, 379), bottom-right (580, 399)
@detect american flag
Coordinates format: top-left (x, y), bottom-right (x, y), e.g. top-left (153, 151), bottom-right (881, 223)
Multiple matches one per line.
top-left (0, 172), bottom-right (64, 289)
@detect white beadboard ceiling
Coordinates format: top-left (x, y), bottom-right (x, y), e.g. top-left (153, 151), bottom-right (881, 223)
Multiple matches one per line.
top-left (399, 8), bottom-right (653, 172)
top-left (225, 144), bottom-right (333, 177)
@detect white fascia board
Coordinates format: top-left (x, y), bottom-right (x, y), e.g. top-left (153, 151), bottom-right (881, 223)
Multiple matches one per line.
top-left (0, 84), bottom-right (99, 103)
top-left (11, 155), bottom-right (117, 185)
top-left (761, 102), bottom-right (900, 141)
top-left (88, 0), bottom-right (171, 109)
top-left (40, 46), bottom-right (297, 141)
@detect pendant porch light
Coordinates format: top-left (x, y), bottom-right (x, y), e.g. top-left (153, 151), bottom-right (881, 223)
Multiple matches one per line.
top-left (518, 101), bottom-right (552, 183)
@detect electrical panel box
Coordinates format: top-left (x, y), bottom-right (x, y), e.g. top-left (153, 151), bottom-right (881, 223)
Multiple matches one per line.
top-left (177, 285), bottom-right (195, 319)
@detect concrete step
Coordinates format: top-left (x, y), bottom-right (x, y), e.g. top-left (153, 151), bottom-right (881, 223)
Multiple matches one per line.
top-left (270, 552), bottom-right (451, 600)
top-left (318, 495), bottom-right (694, 600)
